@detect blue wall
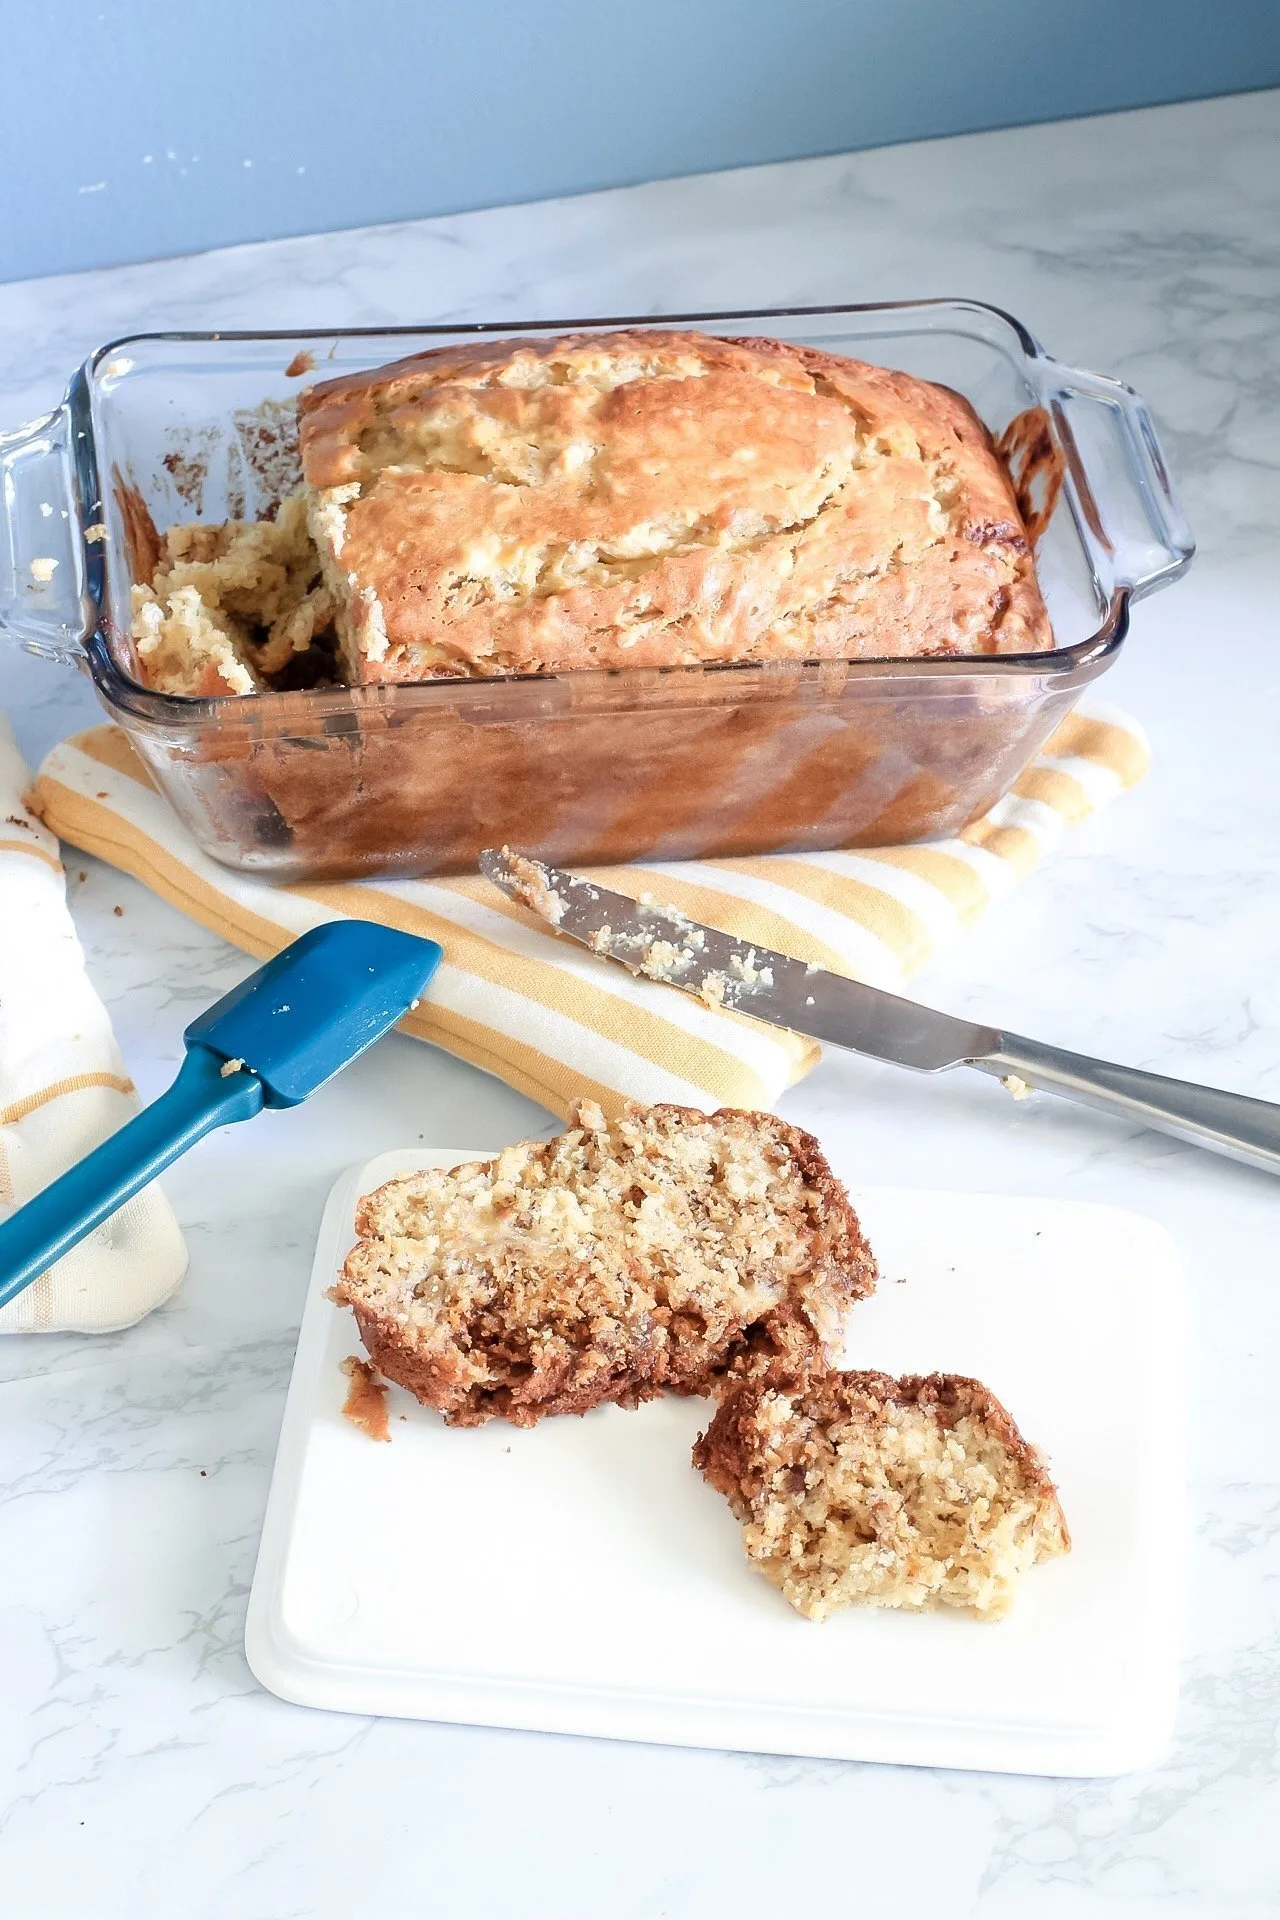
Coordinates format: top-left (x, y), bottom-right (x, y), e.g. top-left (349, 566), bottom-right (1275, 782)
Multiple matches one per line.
top-left (5, 0), bottom-right (1280, 283)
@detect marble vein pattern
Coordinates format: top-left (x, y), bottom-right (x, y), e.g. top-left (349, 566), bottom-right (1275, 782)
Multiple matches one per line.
top-left (1, 86), bottom-right (1279, 1919)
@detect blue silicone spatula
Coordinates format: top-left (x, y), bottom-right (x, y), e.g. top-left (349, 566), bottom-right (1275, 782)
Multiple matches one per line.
top-left (0, 921), bottom-right (442, 1311)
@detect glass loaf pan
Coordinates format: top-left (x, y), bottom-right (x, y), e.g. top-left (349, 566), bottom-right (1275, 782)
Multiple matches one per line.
top-left (0, 301), bottom-right (1193, 881)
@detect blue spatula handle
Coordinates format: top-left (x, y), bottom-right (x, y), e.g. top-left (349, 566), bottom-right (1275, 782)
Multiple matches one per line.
top-left (0, 1046), bottom-right (263, 1311)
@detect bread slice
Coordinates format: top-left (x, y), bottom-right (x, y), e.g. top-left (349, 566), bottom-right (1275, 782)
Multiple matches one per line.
top-left (334, 1100), bottom-right (876, 1428)
top-left (693, 1370), bottom-right (1069, 1620)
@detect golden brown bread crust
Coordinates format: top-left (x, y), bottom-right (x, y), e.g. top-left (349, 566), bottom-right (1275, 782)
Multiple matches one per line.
top-left (334, 1101), bottom-right (877, 1427)
top-left (297, 329), bottom-right (1053, 684)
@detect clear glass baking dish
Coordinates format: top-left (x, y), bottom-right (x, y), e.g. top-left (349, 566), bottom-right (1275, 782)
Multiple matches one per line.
top-left (0, 301), bottom-right (1192, 881)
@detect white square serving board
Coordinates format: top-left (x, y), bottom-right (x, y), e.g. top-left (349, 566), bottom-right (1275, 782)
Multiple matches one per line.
top-left (245, 1149), bottom-right (1185, 1777)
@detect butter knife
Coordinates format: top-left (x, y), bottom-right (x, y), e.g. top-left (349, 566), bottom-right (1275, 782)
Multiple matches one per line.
top-left (480, 849), bottom-right (1280, 1177)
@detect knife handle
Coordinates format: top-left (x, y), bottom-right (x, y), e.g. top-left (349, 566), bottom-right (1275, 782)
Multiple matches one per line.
top-left (0, 1046), bottom-right (263, 1311)
top-left (972, 1034), bottom-right (1280, 1175)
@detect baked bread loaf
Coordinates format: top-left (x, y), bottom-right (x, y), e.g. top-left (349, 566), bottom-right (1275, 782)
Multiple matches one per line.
top-left (297, 329), bottom-right (1052, 685)
top-left (121, 330), bottom-right (1059, 870)
top-left (694, 1369), bottom-right (1069, 1620)
top-left (334, 1099), bottom-right (876, 1427)
top-left (129, 329), bottom-right (1052, 697)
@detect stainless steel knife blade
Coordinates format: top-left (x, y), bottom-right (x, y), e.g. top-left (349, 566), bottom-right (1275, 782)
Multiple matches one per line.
top-left (479, 849), bottom-right (999, 1071)
top-left (480, 848), bottom-right (1280, 1177)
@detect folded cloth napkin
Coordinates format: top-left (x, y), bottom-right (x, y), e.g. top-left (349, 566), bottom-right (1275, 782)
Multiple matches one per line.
top-left (31, 706), bottom-right (1149, 1124)
top-left (0, 718), bottom-right (187, 1334)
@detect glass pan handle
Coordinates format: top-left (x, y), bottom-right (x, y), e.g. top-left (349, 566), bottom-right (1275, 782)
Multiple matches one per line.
top-left (0, 398), bottom-right (97, 668)
top-left (1047, 361), bottom-right (1195, 602)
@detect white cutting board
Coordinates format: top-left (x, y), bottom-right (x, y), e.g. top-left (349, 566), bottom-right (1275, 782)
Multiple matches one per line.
top-left (245, 1150), bottom-right (1185, 1776)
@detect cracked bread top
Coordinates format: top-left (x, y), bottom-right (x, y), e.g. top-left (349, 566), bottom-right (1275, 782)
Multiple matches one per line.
top-left (296, 329), bottom-right (1053, 684)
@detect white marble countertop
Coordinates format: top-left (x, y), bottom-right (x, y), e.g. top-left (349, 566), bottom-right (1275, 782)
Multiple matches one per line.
top-left (2, 87), bottom-right (1279, 1918)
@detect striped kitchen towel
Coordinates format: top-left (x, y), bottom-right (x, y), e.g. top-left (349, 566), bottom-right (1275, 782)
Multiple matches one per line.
top-left (0, 717), bottom-right (187, 1334)
top-left (31, 707), bottom-right (1149, 1123)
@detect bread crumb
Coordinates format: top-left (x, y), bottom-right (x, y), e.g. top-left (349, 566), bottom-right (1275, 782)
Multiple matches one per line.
top-left (728, 948), bottom-right (774, 989)
top-left (220, 1057), bottom-right (246, 1077)
top-left (340, 1355), bottom-right (391, 1441)
top-left (29, 557), bottom-right (58, 582)
top-left (639, 937), bottom-right (698, 979)
top-left (85, 522), bottom-right (107, 543)
top-left (1001, 1073), bottom-right (1032, 1101)
top-left (499, 849), bottom-right (567, 925)
top-left (285, 349), bottom-right (317, 378)
top-left (112, 905), bottom-right (123, 917)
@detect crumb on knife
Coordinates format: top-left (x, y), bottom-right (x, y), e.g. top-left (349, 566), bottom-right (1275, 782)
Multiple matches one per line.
top-left (498, 848), bottom-right (567, 925)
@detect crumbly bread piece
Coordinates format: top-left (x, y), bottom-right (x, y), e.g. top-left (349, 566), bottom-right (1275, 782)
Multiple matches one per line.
top-left (130, 491), bottom-right (338, 696)
top-left (334, 1100), bottom-right (876, 1428)
top-left (339, 1355), bottom-right (390, 1443)
top-left (694, 1370), bottom-right (1069, 1621)
top-left (131, 579), bottom-right (259, 697)
top-left (297, 329), bottom-right (1052, 685)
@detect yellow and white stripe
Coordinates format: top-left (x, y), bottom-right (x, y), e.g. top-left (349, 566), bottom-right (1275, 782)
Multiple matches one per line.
top-left (31, 707), bottom-right (1149, 1125)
